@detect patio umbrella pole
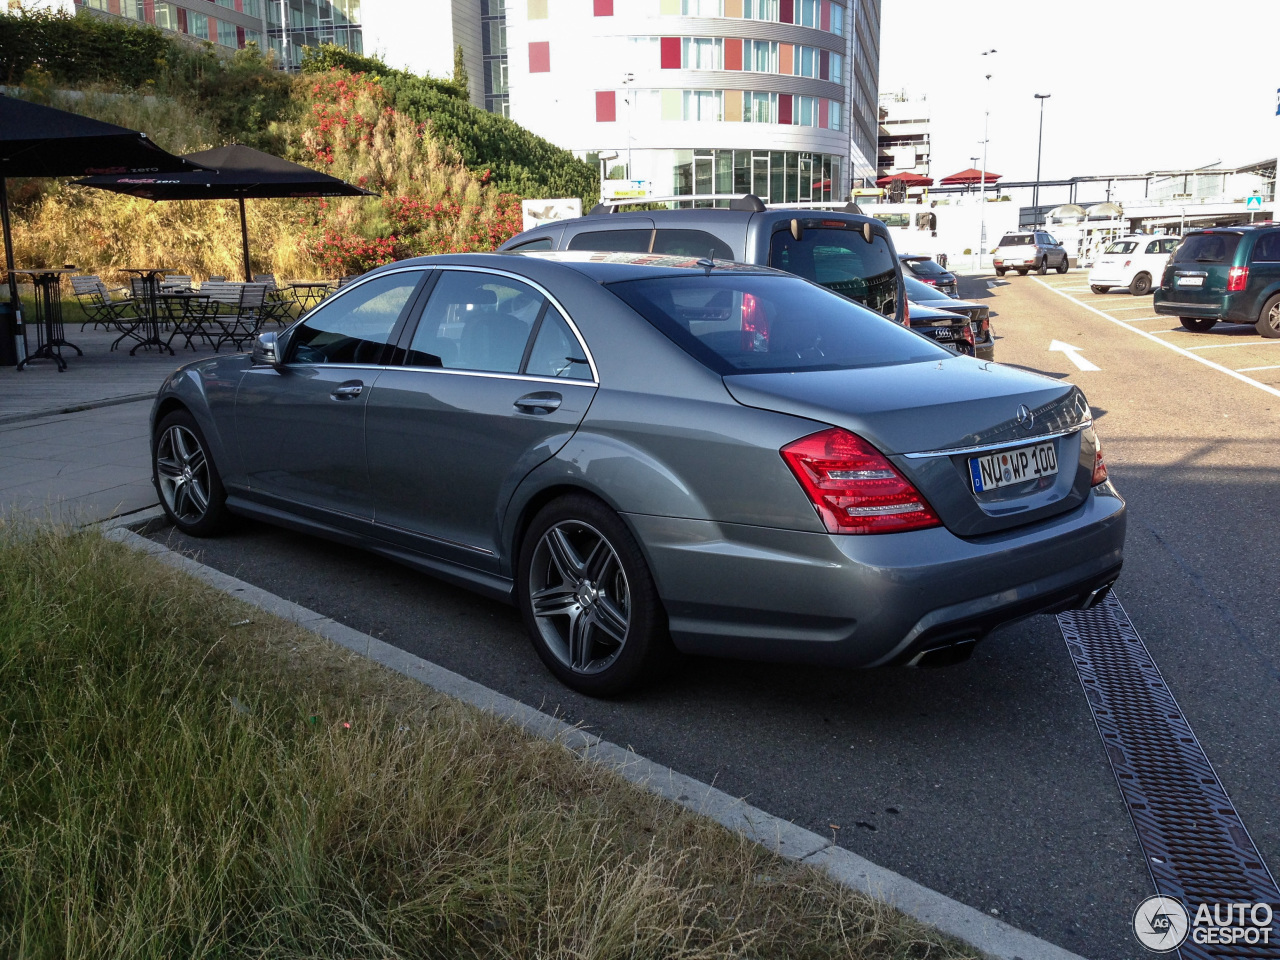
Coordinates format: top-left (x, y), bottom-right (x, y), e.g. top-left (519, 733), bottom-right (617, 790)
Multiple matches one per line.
top-left (239, 197), bottom-right (251, 282)
top-left (1, 178), bottom-right (25, 364)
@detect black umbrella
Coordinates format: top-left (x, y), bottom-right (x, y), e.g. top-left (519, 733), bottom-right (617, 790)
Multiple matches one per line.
top-left (76, 144), bottom-right (376, 281)
top-left (0, 94), bottom-right (205, 339)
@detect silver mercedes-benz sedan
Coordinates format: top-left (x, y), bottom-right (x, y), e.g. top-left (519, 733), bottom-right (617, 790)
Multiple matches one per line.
top-left (151, 251), bottom-right (1125, 696)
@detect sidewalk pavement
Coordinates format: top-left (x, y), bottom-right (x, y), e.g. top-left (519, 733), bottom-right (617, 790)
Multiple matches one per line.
top-left (0, 326), bottom-right (214, 525)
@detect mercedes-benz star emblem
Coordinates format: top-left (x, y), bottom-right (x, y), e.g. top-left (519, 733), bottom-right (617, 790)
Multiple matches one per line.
top-left (1016, 404), bottom-right (1035, 431)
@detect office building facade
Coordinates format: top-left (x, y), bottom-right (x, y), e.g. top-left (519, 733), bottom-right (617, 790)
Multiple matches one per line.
top-left (457, 0), bottom-right (879, 203)
top-left (876, 90), bottom-right (930, 182)
top-left (72, 0), bottom-right (362, 67)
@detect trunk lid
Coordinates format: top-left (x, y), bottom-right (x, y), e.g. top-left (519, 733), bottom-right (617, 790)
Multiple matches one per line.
top-left (724, 360), bottom-right (1098, 536)
top-left (1167, 231), bottom-right (1242, 302)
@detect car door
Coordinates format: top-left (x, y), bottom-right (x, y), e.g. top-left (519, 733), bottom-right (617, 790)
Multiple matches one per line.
top-left (234, 268), bottom-right (427, 526)
top-left (1140, 238), bottom-right (1167, 281)
top-left (365, 267), bottom-right (599, 572)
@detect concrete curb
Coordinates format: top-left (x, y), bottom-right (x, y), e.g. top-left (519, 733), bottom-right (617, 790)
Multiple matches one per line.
top-left (103, 521), bottom-right (1089, 960)
top-left (0, 393), bottom-right (153, 426)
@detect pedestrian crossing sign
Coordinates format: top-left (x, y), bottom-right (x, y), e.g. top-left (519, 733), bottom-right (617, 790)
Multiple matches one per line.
top-left (1246, 196), bottom-right (1263, 209)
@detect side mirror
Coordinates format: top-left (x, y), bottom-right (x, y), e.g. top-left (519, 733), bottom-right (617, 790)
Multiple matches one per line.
top-left (251, 331), bottom-right (282, 368)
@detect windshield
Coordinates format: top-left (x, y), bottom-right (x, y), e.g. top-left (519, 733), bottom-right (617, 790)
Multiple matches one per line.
top-left (999, 234), bottom-right (1034, 246)
top-left (1105, 241), bottom-right (1138, 255)
top-left (768, 227), bottom-right (900, 318)
top-left (1173, 233), bottom-right (1242, 264)
top-left (607, 274), bottom-right (947, 375)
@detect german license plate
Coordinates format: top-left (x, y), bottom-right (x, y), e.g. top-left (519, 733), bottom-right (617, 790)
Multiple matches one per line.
top-left (969, 442), bottom-right (1058, 492)
top-left (1176, 276), bottom-right (1204, 287)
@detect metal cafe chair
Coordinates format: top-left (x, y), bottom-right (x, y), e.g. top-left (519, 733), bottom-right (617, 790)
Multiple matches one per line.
top-left (70, 274), bottom-right (135, 331)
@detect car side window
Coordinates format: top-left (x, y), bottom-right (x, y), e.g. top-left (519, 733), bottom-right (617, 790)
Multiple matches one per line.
top-left (510, 237), bottom-right (553, 252)
top-left (567, 229), bottom-right (653, 252)
top-left (1145, 240), bottom-right (1162, 255)
top-left (288, 272), bottom-right (421, 365)
top-left (651, 229), bottom-right (735, 259)
top-left (1160, 238), bottom-right (1179, 255)
top-left (525, 311), bottom-right (593, 380)
top-left (406, 270), bottom-right (541, 374)
top-left (1251, 233), bottom-right (1280, 262)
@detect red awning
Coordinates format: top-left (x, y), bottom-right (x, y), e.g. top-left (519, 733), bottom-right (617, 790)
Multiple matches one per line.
top-left (940, 167), bottom-right (1002, 185)
top-left (875, 172), bottom-right (934, 188)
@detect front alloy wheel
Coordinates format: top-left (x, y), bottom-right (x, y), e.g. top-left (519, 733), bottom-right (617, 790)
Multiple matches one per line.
top-left (518, 494), bottom-right (671, 696)
top-left (153, 410), bottom-right (230, 536)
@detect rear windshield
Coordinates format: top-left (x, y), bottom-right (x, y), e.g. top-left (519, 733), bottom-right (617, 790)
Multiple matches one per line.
top-left (1174, 233), bottom-right (1241, 264)
top-left (768, 227), bottom-right (899, 317)
top-left (607, 274), bottom-right (946, 375)
top-left (1105, 241), bottom-right (1138, 255)
top-left (999, 234), bottom-right (1034, 246)
top-left (904, 275), bottom-right (945, 300)
top-left (904, 258), bottom-right (947, 277)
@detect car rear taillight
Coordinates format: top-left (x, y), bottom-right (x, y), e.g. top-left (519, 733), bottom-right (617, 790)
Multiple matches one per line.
top-left (781, 428), bottom-right (942, 535)
top-left (740, 292), bottom-right (768, 350)
top-left (1227, 266), bottom-right (1249, 292)
top-left (923, 278), bottom-right (937, 285)
top-left (1092, 442), bottom-right (1109, 486)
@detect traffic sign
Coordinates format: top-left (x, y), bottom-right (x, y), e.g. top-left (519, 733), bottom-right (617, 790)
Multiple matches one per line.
top-left (1246, 195), bottom-right (1264, 209)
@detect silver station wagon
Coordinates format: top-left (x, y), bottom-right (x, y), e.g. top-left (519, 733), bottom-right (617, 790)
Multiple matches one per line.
top-left (151, 252), bottom-right (1126, 696)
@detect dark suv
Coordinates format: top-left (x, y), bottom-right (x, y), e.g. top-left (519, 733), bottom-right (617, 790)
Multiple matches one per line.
top-left (1153, 225), bottom-right (1280, 337)
top-left (500, 196), bottom-right (906, 325)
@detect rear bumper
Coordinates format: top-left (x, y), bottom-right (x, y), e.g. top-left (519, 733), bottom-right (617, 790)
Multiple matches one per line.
top-left (1087, 270), bottom-right (1130, 286)
top-left (626, 484), bottom-right (1126, 668)
top-left (1154, 295), bottom-right (1226, 319)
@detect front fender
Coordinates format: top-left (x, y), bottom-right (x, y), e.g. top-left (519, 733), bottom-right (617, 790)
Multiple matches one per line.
top-left (151, 357), bottom-right (248, 486)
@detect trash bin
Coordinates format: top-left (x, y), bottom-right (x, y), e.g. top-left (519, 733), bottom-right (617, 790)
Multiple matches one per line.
top-left (0, 301), bottom-right (19, 367)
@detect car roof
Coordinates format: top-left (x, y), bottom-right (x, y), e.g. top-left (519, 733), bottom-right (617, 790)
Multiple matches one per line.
top-left (377, 250), bottom-right (786, 285)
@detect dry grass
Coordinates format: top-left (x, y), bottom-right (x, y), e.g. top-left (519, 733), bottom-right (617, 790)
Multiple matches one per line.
top-left (0, 521), bottom-right (978, 959)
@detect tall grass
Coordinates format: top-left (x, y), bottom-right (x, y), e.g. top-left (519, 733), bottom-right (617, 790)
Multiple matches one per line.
top-left (0, 522), bottom-right (974, 959)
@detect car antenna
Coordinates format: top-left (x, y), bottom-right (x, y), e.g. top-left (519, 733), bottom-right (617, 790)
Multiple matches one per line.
top-left (697, 257), bottom-right (715, 276)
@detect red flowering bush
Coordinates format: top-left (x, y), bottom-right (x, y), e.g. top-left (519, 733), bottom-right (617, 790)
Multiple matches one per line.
top-left (296, 69), bottom-right (527, 275)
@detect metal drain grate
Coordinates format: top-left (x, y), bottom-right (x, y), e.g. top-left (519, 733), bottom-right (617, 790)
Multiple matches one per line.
top-left (1057, 594), bottom-right (1280, 959)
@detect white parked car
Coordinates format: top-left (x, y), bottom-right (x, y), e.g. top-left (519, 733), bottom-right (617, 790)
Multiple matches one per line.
top-left (1088, 235), bottom-right (1179, 295)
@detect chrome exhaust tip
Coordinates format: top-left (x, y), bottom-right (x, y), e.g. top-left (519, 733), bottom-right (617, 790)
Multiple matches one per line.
top-left (1079, 581), bottom-right (1116, 611)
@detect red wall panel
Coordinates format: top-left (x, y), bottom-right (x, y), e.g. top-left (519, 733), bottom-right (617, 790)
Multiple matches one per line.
top-left (778, 94), bottom-right (792, 125)
top-left (594, 0), bottom-right (613, 13)
top-left (660, 36), bottom-right (681, 69)
top-left (596, 90), bottom-right (616, 122)
top-left (724, 37), bottom-right (743, 70)
top-left (529, 41), bottom-right (551, 73)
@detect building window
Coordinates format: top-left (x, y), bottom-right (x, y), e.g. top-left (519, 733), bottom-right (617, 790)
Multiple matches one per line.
top-left (743, 0), bottom-right (778, 18)
top-left (154, 1), bottom-right (178, 30)
top-left (487, 59), bottom-right (508, 94)
top-left (794, 95), bottom-right (817, 126)
top-left (682, 0), bottom-right (723, 13)
top-left (742, 38), bottom-right (777, 72)
top-left (682, 89), bottom-right (723, 121)
top-left (829, 100), bottom-right (842, 131)
top-left (829, 2), bottom-right (843, 34)
top-left (485, 19), bottom-right (506, 55)
top-left (187, 11), bottom-right (209, 39)
top-left (794, 0), bottom-right (817, 26)
top-left (742, 90), bottom-right (777, 122)
top-left (829, 51), bottom-right (842, 84)
top-left (682, 36), bottom-right (723, 69)
top-left (596, 90), bottom-right (616, 122)
top-left (482, 0), bottom-right (506, 13)
top-left (216, 18), bottom-right (238, 47)
top-left (242, 0), bottom-right (262, 17)
top-left (795, 44), bottom-right (816, 77)
top-left (528, 41), bottom-right (550, 72)
top-left (672, 149), bottom-right (840, 204)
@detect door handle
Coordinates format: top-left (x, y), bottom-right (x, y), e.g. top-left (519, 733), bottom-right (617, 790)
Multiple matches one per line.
top-left (513, 392), bottom-right (562, 413)
top-left (330, 380), bottom-right (364, 400)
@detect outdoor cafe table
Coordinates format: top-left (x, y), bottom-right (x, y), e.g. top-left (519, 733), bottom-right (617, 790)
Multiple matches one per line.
top-left (157, 290), bottom-right (213, 351)
top-left (117, 268), bottom-right (176, 356)
top-left (288, 280), bottom-right (333, 311)
top-left (11, 267), bottom-right (81, 372)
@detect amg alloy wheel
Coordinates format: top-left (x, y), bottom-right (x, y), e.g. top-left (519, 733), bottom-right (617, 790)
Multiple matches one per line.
top-left (153, 410), bottom-right (230, 536)
top-left (518, 494), bottom-right (670, 696)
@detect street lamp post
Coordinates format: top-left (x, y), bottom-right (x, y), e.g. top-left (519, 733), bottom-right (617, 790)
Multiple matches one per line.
top-left (1034, 93), bottom-right (1051, 216)
top-left (978, 49), bottom-right (996, 267)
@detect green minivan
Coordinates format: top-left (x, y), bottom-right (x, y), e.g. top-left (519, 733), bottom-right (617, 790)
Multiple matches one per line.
top-left (1153, 225), bottom-right (1280, 337)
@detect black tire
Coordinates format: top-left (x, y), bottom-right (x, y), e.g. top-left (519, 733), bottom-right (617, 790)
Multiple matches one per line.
top-left (152, 409), bottom-right (232, 536)
top-left (1091, 285), bottom-right (1110, 294)
top-left (1056, 255), bottom-right (1069, 274)
top-left (1179, 317), bottom-right (1217, 333)
top-left (1037, 257), bottom-right (1049, 275)
top-left (1129, 273), bottom-right (1153, 296)
top-left (517, 493), bottom-right (673, 697)
top-left (994, 268), bottom-right (1006, 277)
top-left (1257, 294), bottom-right (1280, 338)
top-left (1017, 268), bottom-right (1029, 276)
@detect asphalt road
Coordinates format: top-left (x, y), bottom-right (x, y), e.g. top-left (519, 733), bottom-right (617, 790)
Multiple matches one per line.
top-left (149, 273), bottom-right (1280, 959)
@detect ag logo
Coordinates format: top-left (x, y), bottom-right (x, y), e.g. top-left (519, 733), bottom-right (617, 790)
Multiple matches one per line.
top-left (1134, 895), bottom-right (1190, 952)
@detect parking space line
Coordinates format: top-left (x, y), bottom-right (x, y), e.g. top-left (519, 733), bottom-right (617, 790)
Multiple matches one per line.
top-left (1185, 340), bottom-right (1278, 350)
top-left (1097, 303), bottom-right (1159, 311)
top-left (1237, 364), bottom-right (1280, 372)
top-left (1032, 278), bottom-right (1280, 399)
